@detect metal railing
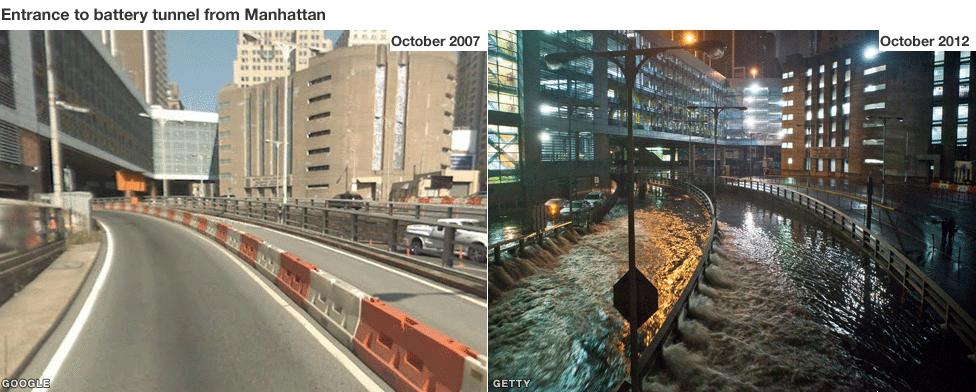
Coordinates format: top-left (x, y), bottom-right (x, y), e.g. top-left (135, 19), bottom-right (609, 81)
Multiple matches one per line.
top-left (487, 194), bottom-right (618, 263)
top-left (91, 196), bottom-right (488, 283)
top-left (633, 176), bottom-right (719, 381)
top-left (1, 199), bottom-right (67, 305)
top-left (244, 197), bottom-right (485, 221)
top-left (723, 176), bottom-right (976, 356)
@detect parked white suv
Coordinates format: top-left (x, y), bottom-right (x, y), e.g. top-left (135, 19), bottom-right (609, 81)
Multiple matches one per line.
top-left (404, 218), bottom-right (488, 264)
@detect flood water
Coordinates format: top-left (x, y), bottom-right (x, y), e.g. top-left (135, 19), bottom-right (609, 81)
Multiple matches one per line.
top-left (489, 188), bottom-right (976, 391)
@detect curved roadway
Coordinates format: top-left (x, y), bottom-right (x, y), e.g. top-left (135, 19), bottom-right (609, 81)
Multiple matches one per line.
top-left (18, 211), bottom-right (388, 392)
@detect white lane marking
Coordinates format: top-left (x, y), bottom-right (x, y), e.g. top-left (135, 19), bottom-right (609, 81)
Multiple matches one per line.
top-left (182, 223), bottom-right (386, 392)
top-left (34, 221), bottom-right (116, 391)
top-left (217, 218), bottom-right (487, 308)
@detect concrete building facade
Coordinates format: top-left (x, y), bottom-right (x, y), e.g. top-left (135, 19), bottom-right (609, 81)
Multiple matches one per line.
top-left (0, 31), bottom-right (152, 199)
top-left (218, 45), bottom-right (457, 200)
top-left (780, 43), bottom-right (933, 180)
top-left (454, 52), bottom-right (487, 188)
top-left (232, 30), bottom-right (333, 87)
top-left (336, 30), bottom-right (389, 48)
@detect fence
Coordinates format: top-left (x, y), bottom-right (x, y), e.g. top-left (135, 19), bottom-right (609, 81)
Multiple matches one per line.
top-left (0, 199), bottom-right (67, 305)
top-left (723, 176), bottom-right (976, 357)
top-left (246, 196), bottom-right (485, 221)
top-left (90, 196), bottom-right (488, 291)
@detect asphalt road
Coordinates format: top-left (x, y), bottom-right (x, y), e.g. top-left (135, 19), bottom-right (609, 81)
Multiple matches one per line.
top-left (212, 217), bottom-right (488, 354)
top-left (17, 211), bottom-right (388, 392)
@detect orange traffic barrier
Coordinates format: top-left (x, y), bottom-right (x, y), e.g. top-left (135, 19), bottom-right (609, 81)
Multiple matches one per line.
top-left (196, 216), bottom-right (208, 233)
top-left (166, 209), bottom-right (176, 221)
top-left (441, 197), bottom-right (455, 205)
top-left (353, 298), bottom-right (479, 392)
top-left (181, 212), bottom-right (192, 226)
top-left (215, 223), bottom-right (229, 244)
top-left (239, 233), bottom-right (261, 265)
top-left (275, 252), bottom-right (317, 304)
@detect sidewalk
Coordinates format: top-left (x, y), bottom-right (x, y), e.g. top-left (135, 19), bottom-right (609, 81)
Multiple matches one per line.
top-left (0, 240), bottom-right (101, 380)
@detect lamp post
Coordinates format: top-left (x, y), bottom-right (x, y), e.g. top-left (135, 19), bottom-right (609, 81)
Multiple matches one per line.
top-left (686, 105), bottom-right (747, 200)
top-left (684, 118), bottom-right (708, 179)
top-left (189, 153), bottom-right (208, 196)
top-left (545, 35), bottom-right (726, 392)
top-left (865, 114), bottom-right (903, 203)
top-left (44, 31), bottom-right (92, 207)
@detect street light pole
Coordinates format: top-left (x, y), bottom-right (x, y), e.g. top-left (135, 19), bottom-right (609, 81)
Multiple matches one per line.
top-left (44, 31), bottom-right (63, 207)
top-left (687, 105), bottom-right (747, 202)
top-left (546, 36), bottom-right (727, 392)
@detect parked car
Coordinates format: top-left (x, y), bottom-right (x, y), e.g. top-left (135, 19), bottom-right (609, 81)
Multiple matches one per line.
top-left (558, 200), bottom-right (591, 217)
top-left (404, 218), bottom-right (488, 263)
top-left (584, 191), bottom-right (607, 207)
top-left (331, 192), bottom-right (364, 210)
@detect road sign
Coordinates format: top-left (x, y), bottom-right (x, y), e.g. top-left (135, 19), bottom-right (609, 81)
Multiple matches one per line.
top-left (613, 269), bottom-right (658, 327)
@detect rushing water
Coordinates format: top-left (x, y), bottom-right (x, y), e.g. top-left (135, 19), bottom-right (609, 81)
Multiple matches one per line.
top-left (645, 191), bottom-right (975, 391)
top-left (489, 188), bottom-right (708, 391)
top-left (489, 188), bottom-right (976, 392)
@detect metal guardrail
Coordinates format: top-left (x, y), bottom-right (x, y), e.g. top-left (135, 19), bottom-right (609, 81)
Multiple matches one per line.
top-left (0, 199), bottom-right (67, 305)
top-left (633, 176), bottom-right (719, 381)
top-left (487, 194), bottom-right (618, 263)
top-left (244, 197), bottom-right (486, 221)
top-left (723, 176), bottom-right (976, 357)
top-left (91, 196), bottom-right (487, 275)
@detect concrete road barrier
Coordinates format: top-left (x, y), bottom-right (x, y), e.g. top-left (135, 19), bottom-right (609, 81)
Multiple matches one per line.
top-left (255, 241), bottom-right (283, 281)
top-left (275, 252), bottom-right (317, 304)
top-left (307, 270), bottom-right (367, 348)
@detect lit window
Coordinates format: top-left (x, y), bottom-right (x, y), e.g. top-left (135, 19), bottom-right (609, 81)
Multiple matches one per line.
top-left (782, 142), bottom-right (793, 148)
top-left (961, 84), bottom-right (970, 99)
top-left (787, 157), bottom-right (794, 165)
top-left (963, 51), bottom-right (972, 60)
top-left (805, 110), bottom-right (812, 121)
top-left (932, 125), bottom-right (942, 144)
top-left (934, 51), bottom-right (945, 64)
top-left (845, 58), bottom-right (852, 65)
top-left (961, 63), bottom-right (970, 81)
top-left (806, 68), bottom-right (812, 77)
top-left (960, 104), bottom-right (969, 121)
top-left (844, 70), bottom-right (850, 82)
top-left (819, 65), bottom-right (825, 73)
top-left (864, 102), bottom-right (886, 111)
top-left (957, 125), bottom-right (968, 145)
top-left (782, 85), bottom-right (794, 93)
top-left (864, 84), bottom-right (886, 93)
top-left (933, 106), bottom-right (943, 122)
top-left (934, 86), bottom-right (944, 97)
top-left (832, 61), bottom-right (838, 69)
top-left (934, 66), bottom-right (944, 83)
top-left (842, 102), bottom-right (850, 115)
top-left (830, 105), bottom-right (837, 116)
top-left (817, 108), bottom-right (824, 119)
top-left (864, 65), bottom-right (886, 75)
top-left (784, 128), bottom-right (794, 134)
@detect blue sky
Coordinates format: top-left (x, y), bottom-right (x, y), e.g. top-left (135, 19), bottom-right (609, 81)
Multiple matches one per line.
top-left (166, 31), bottom-right (342, 112)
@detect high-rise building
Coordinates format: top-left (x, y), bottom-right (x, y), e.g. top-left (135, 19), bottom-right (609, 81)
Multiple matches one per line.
top-left (164, 82), bottom-right (184, 110)
top-left (232, 30), bottom-right (333, 87)
top-left (0, 31), bottom-right (152, 198)
top-left (100, 30), bottom-right (168, 105)
top-left (454, 52), bottom-right (487, 188)
top-left (336, 30), bottom-right (388, 47)
top-left (779, 39), bottom-right (933, 180)
top-left (487, 30), bottom-right (744, 208)
top-left (217, 45), bottom-right (458, 200)
top-left (729, 77), bottom-right (783, 174)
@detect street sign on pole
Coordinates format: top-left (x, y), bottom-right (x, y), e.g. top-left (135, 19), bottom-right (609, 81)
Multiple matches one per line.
top-left (613, 268), bottom-right (659, 327)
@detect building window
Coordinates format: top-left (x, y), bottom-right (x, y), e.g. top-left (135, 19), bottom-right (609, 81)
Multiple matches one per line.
top-left (864, 65), bottom-right (886, 75)
top-left (540, 130), bottom-right (576, 162)
top-left (308, 112), bottom-right (331, 121)
top-left (864, 84), bottom-right (886, 93)
top-left (933, 106), bottom-right (943, 123)
top-left (308, 75), bottom-right (332, 86)
top-left (306, 184), bottom-right (329, 189)
top-left (864, 102), bottom-right (885, 111)
top-left (488, 124), bottom-right (519, 184)
top-left (308, 129), bottom-right (331, 138)
top-left (934, 86), bottom-right (944, 97)
top-left (961, 63), bottom-right (971, 81)
top-left (957, 125), bottom-right (968, 146)
top-left (934, 51), bottom-right (945, 64)
top-left (960, 104), bottom-right (969, 121)
top-left (781, 142), bottom-right (793, 149)
top-left (308, 93), bottom-right (332, 103)
top-left (307, 165), bottom-right (330, 172)
top-left (934, 66), bottom-right (944, 84)
top-left (787, 157), bottom-right (794, 165)
top-left (307, 147), bottom-right (330, 155)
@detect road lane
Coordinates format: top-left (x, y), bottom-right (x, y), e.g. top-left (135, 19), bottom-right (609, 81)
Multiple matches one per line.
top-left (211, 217), bottom-right (488, 354)
top-left (24, 211), bottom-right (386, 392)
